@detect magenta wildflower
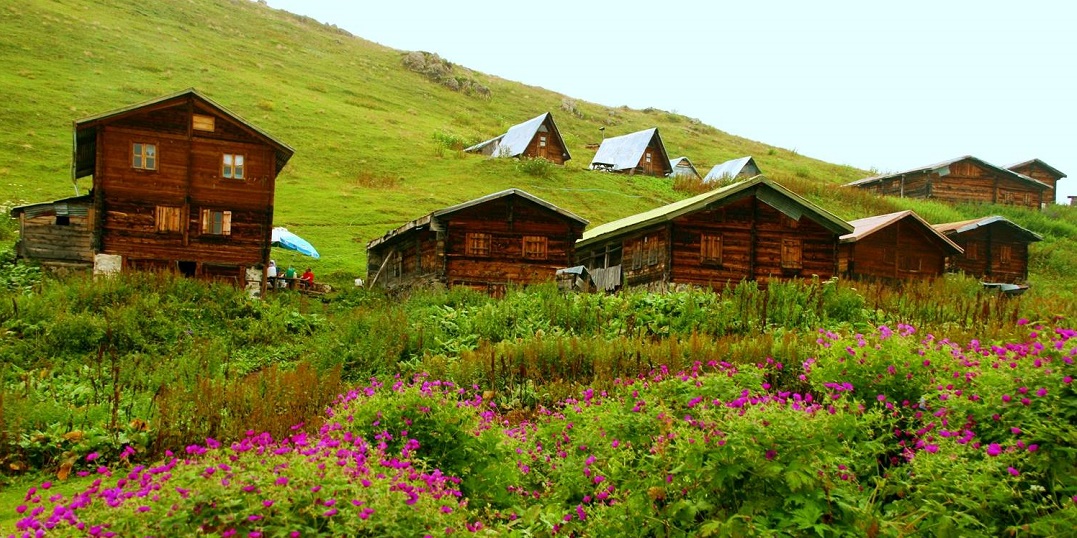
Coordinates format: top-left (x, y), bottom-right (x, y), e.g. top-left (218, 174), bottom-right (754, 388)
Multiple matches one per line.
top-left (1002, 394), bottom-right (1012, 403)
top-left (986, 443), bottom-right (1002, 457)
top-left (1036, 388), bottom-right (1048, 397)
top-left (1028, 444), bottom-right (1039, 452)
top-left (86, 452), bottom-right (100, 462)
top-left (765, 449), bottom-right (777, 460)
top-left (1007, 467), bottom-right (1020, 476)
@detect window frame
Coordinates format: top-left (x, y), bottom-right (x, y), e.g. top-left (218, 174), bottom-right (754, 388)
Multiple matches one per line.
top-left (780, 238), bottom-right (803, 270)
top-left (222, 153), bottom-right (245, 180)
top-left (522, 235), bottom-right (548, 260)
top-left (465, 232), bottom-right (491, 257)
top-left (200, 209), bottom-right (232, 236)
top-left (700, 233), bottom-right (723, 266)
top-left (132, 142), bottom-right (157, 171)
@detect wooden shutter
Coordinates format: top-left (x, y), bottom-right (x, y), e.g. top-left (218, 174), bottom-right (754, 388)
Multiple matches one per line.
top-left (781, 238), bottom-right (803, 269)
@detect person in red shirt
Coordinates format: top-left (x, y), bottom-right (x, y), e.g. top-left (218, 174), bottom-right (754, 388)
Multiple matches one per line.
top-left (299, 267), bottom-right (315, 288)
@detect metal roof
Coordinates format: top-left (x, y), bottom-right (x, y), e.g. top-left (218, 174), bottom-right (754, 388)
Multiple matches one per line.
top-left (1005, 159), bottom-right (1067, 179)
top-left (932, 216), bottom-right (1043, 243)
top-left (464, 112), bottom-right (571, 161)
top-left (463, 134), bottom-right (504, 154)
top-left (840, 210), bottom-right (963, 254)
top-left (704, 156), bottom-right (757, 182)
top-left (368, 188), bottom-right (588, 250)
top-left (577, 175), bottom-right (852, 249)
top-left (845, 155), bottom-right (1049, 190)
top-left (10, 194), bottom-right (93, 218)
top-left (589, 128), bottom-right (671, 172)
top-left (73, 88), bottom-right (295, 179)
top-left (668, 156), bottom-right (701, 179)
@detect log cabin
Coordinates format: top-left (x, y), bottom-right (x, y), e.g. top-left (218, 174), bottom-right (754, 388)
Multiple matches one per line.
top-left (589, 128), bottom-right (672, 176)
top-left (933, 216), bottom-right (1042, 283)
top-left (839, 210), bottom-right (962, 281)
top-left (703, 156), bottom-right (762, 184)
top-left (57, 88), bottom-right (295, 292)
top-left (10, 195), bottom-right (94, 273)
top-left (574, 176), bottom-right (853, 291)
top-left (464, 112), bottom-right (571, 164)
top-left (668, 157), bottom-right (702, 181)
top-left (844, 156), bottom-right (1049, 210)
top-left (1006, 159), bottom-right (1066, 204)
top-left (366, 189), bottom-right (588, 294)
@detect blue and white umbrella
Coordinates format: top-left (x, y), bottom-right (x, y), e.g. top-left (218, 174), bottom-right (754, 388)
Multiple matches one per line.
top-left (271, 227), bottom-right (320, 259)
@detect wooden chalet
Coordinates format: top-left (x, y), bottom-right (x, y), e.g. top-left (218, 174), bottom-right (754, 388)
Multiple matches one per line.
top-left (668, 157), bottom-right (702, 181)
top-left (703, 156), bottom-right (761, 183)
top-left (51, 88), bottom-right (295, 291)
top-left (844, 156), bottom-right (1049, 210)
top-left (366, 189), bottom-right (588, 294)
top-left (464, 112), bottom-right (571, 164)
top-left (839, 210), bottom-right (962, 281)
top-left (10, 195), bottom-right (94, 272)
top-left (1006, 159), bottom-right (1066, 204)
top-left (589, 128), bottom-right (672, 176)
top-left (574, 176), bottom-right (853, 291)
top-left (933, 216), bottom-right (1042, 283)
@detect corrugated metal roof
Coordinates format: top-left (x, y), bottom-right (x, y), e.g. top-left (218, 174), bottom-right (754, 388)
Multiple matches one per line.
top-left (463, 134), bottom-right (504, 154)
top-left (704, 156), bottom-right (756, 182)
top-left (932, 216), bottom-right (1043, 242)
top-left (73, 88), bottom-right (295, 179)
top-left (840, 210), bottom-right (963, 254)
top-left (463, 112), bottom-right (571, 161)
top-left (10, 194), bottom-right (93, 218)
top-left (668, 156), bottom-right (701, 179)
top-left (845, 155), bottom-right (1050, 190)
top-left (577, 176), bottom-right (852, 249)
top-left (368, 188), bottom-right (588, 250)
top-left (589, 128), bottom-right (670, 172)
top-left (1005, 159), bottom-right (1067, 179)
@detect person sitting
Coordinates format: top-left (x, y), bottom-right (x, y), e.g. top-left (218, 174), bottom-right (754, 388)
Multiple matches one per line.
top-left (267, 260), bottom-right (278, 288)
top-left (283, 266), bottom-right (297, 288)
top-left (300, 267), bottom-right (315, 289)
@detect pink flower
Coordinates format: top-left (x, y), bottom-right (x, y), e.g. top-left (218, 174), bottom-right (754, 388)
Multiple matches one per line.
top-left (765, 449), bottom-right (777, 460)
top-left (86, 452), bottom-right (100, 462)
top-left (1036, 388), bottom-right (1048, 397)
top-left (986, 443), bottom-right (1002, 457)
top-left (1007, 466), bottom-right (1020, 476)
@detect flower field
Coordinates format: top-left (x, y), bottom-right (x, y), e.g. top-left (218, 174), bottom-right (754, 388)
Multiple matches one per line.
top-left (7, 322), bottom-right (1076, 537)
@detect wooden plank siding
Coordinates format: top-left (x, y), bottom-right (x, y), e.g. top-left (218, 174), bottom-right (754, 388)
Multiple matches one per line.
top-left (522, 121), bottom-right (567, 164)
top-left (943, 225), bottom-right (1033, 283)
top-left (16, 213), bottom-right (94, 264)
top-left (1008, 162), bottom-right (1062, 204)
top-left (842, 221), bottom-right (948, 280)
top-left (849, 157), bottom-right (1045, 210)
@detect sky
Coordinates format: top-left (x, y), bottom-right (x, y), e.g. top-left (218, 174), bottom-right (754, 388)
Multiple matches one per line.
top-left (265, 0), bottom-right (1075, 202)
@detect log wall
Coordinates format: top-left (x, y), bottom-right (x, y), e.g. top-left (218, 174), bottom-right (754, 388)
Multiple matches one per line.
top-left (945, 224), bottom-right (1033, 283)
top-left (844, 220), bottom-right (948, 280)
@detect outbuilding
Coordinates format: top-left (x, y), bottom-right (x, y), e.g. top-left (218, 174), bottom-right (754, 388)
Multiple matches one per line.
top-left (464, 112), bottom-right (571, 164)
top-left (839, 210), bottom-right (962, 280)
top-left (589, 128), bottom-right (672, 176)
top-left (933, 216), bottom-right (1042, 283)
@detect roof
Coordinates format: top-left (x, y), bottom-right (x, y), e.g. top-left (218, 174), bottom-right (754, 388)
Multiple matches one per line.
top-left (589, 128), bottom-right (670, 172)
top-left (704, 156), bottom-right (757, 182)
top-left (668, 156), bottom-right (701, 178)
top-left (463, 112), bottom-right (571, 161)
top-left (73, 88), bottom-right (295, 179)
top-left (368, 188), bottom-right (588, 250)
top-left (10, 194), bottom-right (93, 218)
top-left (845, 155), bottom-right (1049, 190)
top-left (1005, 159), bottom-right (1067, 179)
top-left (840, 210), bottom-right (963, 254)
top-left (932, 216), bottom-right (1043, 243)
top-left (577, 176), bottom-right (852, 249)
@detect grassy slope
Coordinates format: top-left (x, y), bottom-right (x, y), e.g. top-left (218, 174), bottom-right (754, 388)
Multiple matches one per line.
top-left (1, 0), bottom-right (1073, 284)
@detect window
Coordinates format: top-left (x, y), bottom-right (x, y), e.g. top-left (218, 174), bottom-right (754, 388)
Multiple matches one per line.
top-left (631, 247), bottom-right (643, 270)
top-left (390, 251), bottom-right (403, 278)
top-left (899, 255), bottom-right (922, 272)
top-left (466, 232), bottom-right (490, 256)
top-left (646, 242), bottom-right (659, 266)
top-left (999, 244), bottom-right (1013, 264)
top-left (965, 242), bottom-right (979, 260)
top-left (155, 205), bottom-right (183, 233)
top-left (781, 238), bottom-right (803, 270)
top-left (55, 216), bottom-right (70, 226)
top-left (522, 236), bottom-right (548, 260)
top-left (701, 234), bottom-right (723, 265)
top-left (538, 135), bottom-right (547, 148)
top-left (192, 114), bottom-right (215, 132)
top-left (645, 151), bottom-right (652, 164)
top-left (132, 143), bottom-right (156, 170)
top-left (223, 154), bottom-right (245, 179)
top-left (200, 209), bottom-right (232, 236)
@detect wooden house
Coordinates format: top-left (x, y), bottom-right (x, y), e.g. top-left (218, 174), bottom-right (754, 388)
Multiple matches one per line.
top-left (668, 157), bottom-right (702, 181)
top-left (464, 112), bottom-right (571, 164)
top-left (933, 216), bottom-right (1042, 283)
top-left (574, 176), bottom-right (853, 291)
top-left (844, 155), bottom-right (1049, 210)
top-left (57, 88), bottom-right (295, 291)
top-left (703, 156), bottom-right (761, 184)
top-left (10, 195), bottom-right (94, 272)
top-left (589, 128), bottom-right (672, 176)
top-left (1006, 159), bottom-right (1066, 204)
top-left (366, 189), bottom-right (588, 294)
top-left (839, 210), bottom-right (962, 280)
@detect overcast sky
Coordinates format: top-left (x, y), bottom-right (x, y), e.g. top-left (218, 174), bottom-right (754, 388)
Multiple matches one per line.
top-left (265, 0), bottom-right (1075, 202)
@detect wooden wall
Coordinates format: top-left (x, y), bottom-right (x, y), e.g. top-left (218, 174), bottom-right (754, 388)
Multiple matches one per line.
top-left (856, 159), bottom-right (1043, 210)
top-left (841, 220), bottom-right (948, 280)
top-left (366, 229), bottom-right (442, 290)
top-left (16, 211), bottom-right (94, 265)
top-left (1009, 162), bottom-right (1059, 204)
top-left (522, 121), bottom-right (567, 164)
top-left (944, 224), bottom-right (1033, 283)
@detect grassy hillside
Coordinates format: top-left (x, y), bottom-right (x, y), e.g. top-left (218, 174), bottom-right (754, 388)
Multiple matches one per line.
top-left (1, 0), bottom-right (1074, 283)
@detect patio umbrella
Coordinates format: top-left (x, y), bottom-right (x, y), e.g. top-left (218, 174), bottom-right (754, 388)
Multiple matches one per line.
top-left (271, 227), bottom-right (320, 259)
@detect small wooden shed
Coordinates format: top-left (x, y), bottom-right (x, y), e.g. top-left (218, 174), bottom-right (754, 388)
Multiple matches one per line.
top-left (668, 157), bottom-right (702, 181)
top-left (589, 128), bottom-right (672, 176)
top-left (1006, 159), bottom-right (1066, 204)
top-left (464, 112), bottom-right (571, 164)
top-left (933, 216), bottom-right (1042, 283)
top-left (574, 176), bottom-right (853, 291)
top-left (839, 210), bottom-right (962, 280)
top-left (703, 156), bottom-right (761, 183)
top-left (10, 195), bottom-right (94, 272)
top-left (367, 189), bottom-right (588, 294)
top-left (845, 156), bottom-right (1049, 210)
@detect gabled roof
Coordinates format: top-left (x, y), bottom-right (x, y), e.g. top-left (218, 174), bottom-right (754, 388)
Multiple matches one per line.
top-left (368, 188), bottom-right (588, 250)
top-left (840, 210), bottom-right (963, 254)
top-left (590, 128), bottom-right (671, 172)
top-left (11, 194), bottom-right (93, 218)
top-left (668, 156), bottom-right (701, 178)
top-left (73, 88), bottom-right (295, 179)
top-left (932, 216), bottom-right (1043, 243)
top-left (1005, 159), bottom-right (1067, 180)
top-left (577, 176), bottom-right (852, 249)
top-left (464, 112), bottom-right (571, 161)
top-left (845, 155), bottom-right (1049, 190)
top-left (704, 156), bottom-right (758, 182)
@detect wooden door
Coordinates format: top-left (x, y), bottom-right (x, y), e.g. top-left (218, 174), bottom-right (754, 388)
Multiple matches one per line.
top-left (536, 134), bottom-right (548, 159)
